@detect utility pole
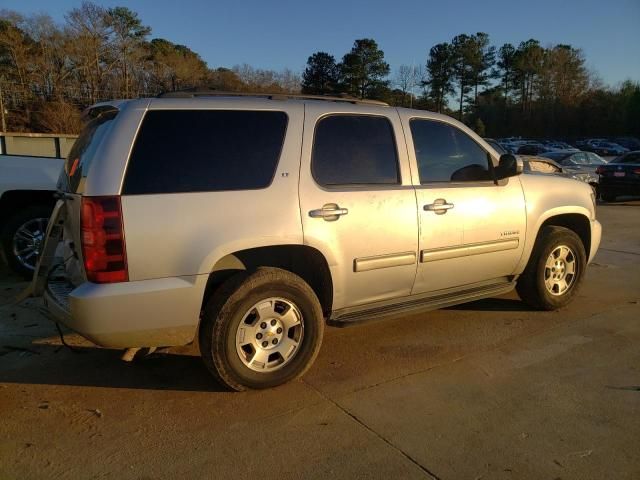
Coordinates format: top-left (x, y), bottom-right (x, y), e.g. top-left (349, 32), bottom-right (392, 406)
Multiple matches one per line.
top-left (0, 79), bottom-right (7, 132)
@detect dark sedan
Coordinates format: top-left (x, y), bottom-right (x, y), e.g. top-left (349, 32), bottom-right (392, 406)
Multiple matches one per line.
top-left (596, 151), bottom-right (640, 202)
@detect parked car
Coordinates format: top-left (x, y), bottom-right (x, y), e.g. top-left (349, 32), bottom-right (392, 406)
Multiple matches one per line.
top-left (585, 141), bottom-right (628, 156)
top-left (612, 137), bottom-right (640, 151)
top-left (516, 143), bottom-right (553, 155)
top-left (543, 141), bottom-right (576, 151)
top-left (0, 155), bottom-right (63, 278)
top-left (522, 156), bottom-right (566, 176)
top-left (596, 151), bottom-right (640, 202)
top-left (33, 93), bottom-right (601, 391)
top-left (483, 138), bottom-right (507, 155)
top-left (541, 150), bottom-right (606, 195)
top-left (486, 139), bottom-right (573, 178)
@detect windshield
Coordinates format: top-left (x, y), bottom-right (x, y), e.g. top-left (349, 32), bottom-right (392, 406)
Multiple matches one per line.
top-left (58, 108), bottom-right (118, 193)
top-left (543, 152), bottom-right (572, 161)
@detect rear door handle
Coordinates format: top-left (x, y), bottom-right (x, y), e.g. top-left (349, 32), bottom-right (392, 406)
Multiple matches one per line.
top-left (424, 199), bottom-right (454, 215)
top-left (309, 203), bottom-right (349, 221)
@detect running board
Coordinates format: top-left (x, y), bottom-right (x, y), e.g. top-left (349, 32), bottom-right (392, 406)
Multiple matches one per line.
top-left (328, 280), bottom-right (517, 327)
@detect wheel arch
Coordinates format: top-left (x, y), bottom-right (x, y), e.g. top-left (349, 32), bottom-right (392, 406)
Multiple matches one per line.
top-left (539, 213), bottom-right (591, 258)
top-left (201, 244), bottom-right (334, 318)
top-left (516, 207), bottom-right (592, 275)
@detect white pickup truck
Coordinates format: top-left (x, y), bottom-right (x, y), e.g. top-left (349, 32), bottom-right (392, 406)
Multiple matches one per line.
top-left (1, 155), bottom-right (63, 278)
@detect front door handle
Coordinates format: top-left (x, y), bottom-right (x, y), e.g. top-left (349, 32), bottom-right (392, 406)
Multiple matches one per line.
top-left (424, 199), bottom-right (454, 215)
top-left (309, 203), bottom-right (349, 221)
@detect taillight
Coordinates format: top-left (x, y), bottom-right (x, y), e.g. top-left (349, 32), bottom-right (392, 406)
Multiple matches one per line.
top-left (595, 166), bottom-right (605, 175)
top-left (81, 196), bottom-right (128, 283)
top-left (634, 168), bottom-right (640, 175)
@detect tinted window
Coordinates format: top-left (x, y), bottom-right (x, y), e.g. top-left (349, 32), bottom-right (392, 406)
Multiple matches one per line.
top-left (312, 115), bottom-right (399, 186)
top-left (621, 153), bottom-right (640, 164)
top-left (123, 110), bottom-right (288, 194)
top-left (410, 119), bottom-right (492, 183)
top-left (62, 108), bottom-right (118, 193)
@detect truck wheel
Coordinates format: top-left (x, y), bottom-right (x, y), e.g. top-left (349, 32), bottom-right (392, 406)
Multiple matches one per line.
top-left (516, 226), bottom-right (586, 311)
top-left (199, 267), bottom-right (324, 391)
top-left (1, 205), bottom-right (52, 280)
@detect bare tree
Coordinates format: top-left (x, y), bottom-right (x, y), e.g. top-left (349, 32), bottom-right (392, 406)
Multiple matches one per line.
top-left (395, 64), bottom-right (419, 107)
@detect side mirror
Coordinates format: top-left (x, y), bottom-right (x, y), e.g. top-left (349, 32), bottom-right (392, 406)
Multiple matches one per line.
top-left (495, 154), bottom-right (524, 180)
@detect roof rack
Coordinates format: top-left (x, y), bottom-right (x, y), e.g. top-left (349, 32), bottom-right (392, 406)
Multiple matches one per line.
top-left (156, 89), bottom-right (389, 106)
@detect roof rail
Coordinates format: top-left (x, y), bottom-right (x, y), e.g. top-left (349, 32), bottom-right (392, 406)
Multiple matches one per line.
top-left (156, 89), bottom-right (389, 106)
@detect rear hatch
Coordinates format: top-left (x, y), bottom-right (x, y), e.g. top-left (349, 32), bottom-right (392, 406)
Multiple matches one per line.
top-left (36, 105), bottom-right (120, 290)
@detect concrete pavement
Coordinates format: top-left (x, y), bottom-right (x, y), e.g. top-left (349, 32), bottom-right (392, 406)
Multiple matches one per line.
top-left (1, 200), bottom-right (639, 479)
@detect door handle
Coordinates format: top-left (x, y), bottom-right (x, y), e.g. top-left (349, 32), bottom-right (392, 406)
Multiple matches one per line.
top-left (309, 203), bottom-right (349, 221)
top-left (424, 199), bottom-right (454, 215)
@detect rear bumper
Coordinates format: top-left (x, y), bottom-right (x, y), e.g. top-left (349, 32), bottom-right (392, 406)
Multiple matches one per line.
top-left (44, 275), bottom-right (206, 348)
top-left (589, 219), bottom-right (602, 264)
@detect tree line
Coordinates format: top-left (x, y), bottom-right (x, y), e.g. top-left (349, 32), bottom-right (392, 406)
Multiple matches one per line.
top-left (0, 2), bottom-right (301, 132)
top-left (1, 2), bottom-right (638, 138)
top-left (302, 34), bottom-right (639, 139)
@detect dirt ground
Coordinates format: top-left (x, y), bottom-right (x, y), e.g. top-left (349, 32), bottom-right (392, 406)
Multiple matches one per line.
top-left (1, 200), bottom-right (639, 480)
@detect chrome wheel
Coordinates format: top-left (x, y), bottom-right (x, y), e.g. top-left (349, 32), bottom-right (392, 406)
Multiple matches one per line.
top-left (235, 297), bottom-right (304, 372)
top-left (12, 217), bottom-right (48, 271)
top-left (544, 245), bottom-right (576, 296)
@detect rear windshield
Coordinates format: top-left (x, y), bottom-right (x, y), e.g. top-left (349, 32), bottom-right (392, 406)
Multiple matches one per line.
top-left (122, 110), bottom-right (288, 195)
top-left (60, 107), bottom-right (118, 193)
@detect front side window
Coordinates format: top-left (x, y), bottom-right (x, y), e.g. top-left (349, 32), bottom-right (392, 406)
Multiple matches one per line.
top-left (123, 110), bottom-right (288, 194)
top-left (311, 115), bottom-right (400, 186)
top-left (410, 119), bottom-right (492, 183)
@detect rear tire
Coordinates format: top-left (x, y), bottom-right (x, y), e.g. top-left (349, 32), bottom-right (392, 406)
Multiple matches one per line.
top-left (516, 226), bottom-right (586, 311)
top-left (199, 267), bottom-right (324, 391)
top-left (601, 192), bottom-right (616, 202)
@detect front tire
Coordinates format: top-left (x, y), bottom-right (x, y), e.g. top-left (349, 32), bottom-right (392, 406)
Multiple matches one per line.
top-left (601, 192), bottom-right (617, 202)
top-left (199, 267), bottom-right (324, 391)
top-left (516, 226), bottom-right (586, 310)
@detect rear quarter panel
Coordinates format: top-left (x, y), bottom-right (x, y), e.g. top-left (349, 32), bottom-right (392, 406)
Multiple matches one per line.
top-left (120, 101), bottom-right (305, 281)
top-left (0, 155), bottom-right (63, 193)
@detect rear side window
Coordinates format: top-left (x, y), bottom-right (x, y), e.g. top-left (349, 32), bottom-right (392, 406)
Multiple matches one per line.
top-left (123, 110), bottom-right (288, 194)
top-left (410, 119), bottom-right (492, 183)
top-left (312, 115), bottom-right (399, 186)
top-left (62, 108), bottom-right (118, 193)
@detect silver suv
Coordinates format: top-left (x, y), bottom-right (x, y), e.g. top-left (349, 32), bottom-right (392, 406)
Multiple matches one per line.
top-left (34, 93), bottom-right (602, 390)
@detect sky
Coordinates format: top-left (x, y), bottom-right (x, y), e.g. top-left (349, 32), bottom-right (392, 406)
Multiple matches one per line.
top-left (3, 0), bottom-right (639, 87)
